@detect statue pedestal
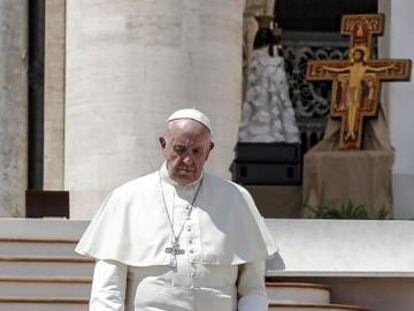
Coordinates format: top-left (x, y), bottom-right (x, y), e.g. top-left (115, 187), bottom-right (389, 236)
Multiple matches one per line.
top-left (231, 143), bottom-right (302, 185)
top-left (246, 185), bottom-right (302, 218)
top-left (302, 150), bottom-right (394, 218)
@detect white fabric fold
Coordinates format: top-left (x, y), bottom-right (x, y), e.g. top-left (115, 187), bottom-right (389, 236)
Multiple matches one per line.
top-left (90, 259), bottom-right (268, 311)
top-left (237, 261), bottom-right (268, 311)
top-left (90, 260), bottom-right (127, 311)
top-left (75, 167), bottom-right (277, 266)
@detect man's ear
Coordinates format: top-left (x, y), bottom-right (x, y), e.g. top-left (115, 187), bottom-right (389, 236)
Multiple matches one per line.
top-left (159, 136), bottom-right (166, 149)
top-left (204, 142), bottom-right (215, 161)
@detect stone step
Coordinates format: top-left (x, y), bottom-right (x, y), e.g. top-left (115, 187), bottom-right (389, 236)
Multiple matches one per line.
top-left (0, 277), bottom-right (91, 298)
top-left (0, 297), bottom-right (88, 311)
top-left (0, 219), bottom-right (375, 311)
top-left (269, 302), bottom-right (372, 311)
top-left (0, 256), bottom-right (94, 277)
top-left (267, 282), bottom-right (330, 304)
top-left (0, 237), bottom-right (79, 256)
top-left (0, 219), bottom-right (88, 238)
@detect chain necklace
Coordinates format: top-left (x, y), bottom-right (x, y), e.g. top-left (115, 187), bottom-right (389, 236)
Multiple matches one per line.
top-left (159, 172), bottom-right (203, 260)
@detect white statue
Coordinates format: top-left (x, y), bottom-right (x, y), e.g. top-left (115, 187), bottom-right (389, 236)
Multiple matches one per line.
top-left (238, 47), bottom-right (300, 143)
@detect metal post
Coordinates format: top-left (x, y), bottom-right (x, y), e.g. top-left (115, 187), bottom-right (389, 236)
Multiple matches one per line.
top-left (28, 0), bottom-right (45, 190)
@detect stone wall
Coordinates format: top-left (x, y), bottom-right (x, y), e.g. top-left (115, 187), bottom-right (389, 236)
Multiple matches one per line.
top-left (0, 1), bottom-right (28, 217)
top-left (388, 1), bottom-right (414, 219)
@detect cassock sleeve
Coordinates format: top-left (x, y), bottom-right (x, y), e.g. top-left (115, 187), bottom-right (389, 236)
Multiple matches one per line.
top-left (237, 260), bottom-right (268, 311)
top-left (89, 259), bottom-right (127, 311)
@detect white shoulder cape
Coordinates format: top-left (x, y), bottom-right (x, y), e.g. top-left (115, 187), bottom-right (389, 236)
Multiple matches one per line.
top-left (75, 170), bottom-right (277, 266)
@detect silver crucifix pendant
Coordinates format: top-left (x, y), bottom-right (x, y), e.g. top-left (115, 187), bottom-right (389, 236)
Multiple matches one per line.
top-left (165, 242), bottom-right (185, 256)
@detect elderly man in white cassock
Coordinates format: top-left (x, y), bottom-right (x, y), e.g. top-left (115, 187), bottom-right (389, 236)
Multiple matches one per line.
top-left (76, 108), bottom-right (277, 311)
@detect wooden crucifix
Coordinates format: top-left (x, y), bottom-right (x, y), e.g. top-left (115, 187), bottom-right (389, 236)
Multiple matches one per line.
top-left (306, 14), bottom-right (411, 150)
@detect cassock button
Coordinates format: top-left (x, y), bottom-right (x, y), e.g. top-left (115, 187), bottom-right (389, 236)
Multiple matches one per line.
top-left (189, 249), bottom-right (194, 254)
top-left (189, 239), bottom-right (193, 244)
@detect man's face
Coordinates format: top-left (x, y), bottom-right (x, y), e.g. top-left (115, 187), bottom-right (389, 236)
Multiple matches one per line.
top-left (159, 119), bottom-right (214, 185)
top-left (354, 50), bottom-right (364, 62)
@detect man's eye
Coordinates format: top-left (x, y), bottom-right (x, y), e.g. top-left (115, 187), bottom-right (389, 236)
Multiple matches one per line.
top-left (173, 146), bottom-right (185, 154)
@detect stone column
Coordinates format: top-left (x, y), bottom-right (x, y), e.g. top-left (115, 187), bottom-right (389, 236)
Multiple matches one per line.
top-left (389, 1), bottom-right (414, 219)
top-left (66, 0), bottom-right (244, 218)
top-left (43, 0), bottom-right (66, 190)
top-left (0, 1), bottom-right (28, 217)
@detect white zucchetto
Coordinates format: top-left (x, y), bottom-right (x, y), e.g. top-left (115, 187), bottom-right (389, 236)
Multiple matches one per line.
top-left (167, 108), bottom-right (211, 132)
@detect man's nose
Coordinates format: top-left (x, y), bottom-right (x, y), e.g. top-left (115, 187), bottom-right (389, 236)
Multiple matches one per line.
top-left (182, 154), bottom-right (194, 164)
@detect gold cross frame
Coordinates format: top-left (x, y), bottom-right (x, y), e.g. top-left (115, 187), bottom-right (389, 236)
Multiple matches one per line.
top-left (306, 14), bottom-right (411, 150)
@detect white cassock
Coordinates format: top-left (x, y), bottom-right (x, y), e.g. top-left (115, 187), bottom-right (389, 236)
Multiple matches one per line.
top-left (76, 163), bottom-right (277, 311)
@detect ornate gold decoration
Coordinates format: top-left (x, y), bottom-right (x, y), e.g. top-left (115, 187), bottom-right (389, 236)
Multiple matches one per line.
top-left (306, 14), bottom-right (411, 150)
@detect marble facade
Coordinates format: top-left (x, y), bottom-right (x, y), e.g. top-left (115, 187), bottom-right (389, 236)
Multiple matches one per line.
top-left (0, 0), bottom-right (413, 220)
top-left (65, 0), bottom-right (244, 218)
top-left (0, 1), bottom-right (28, 217)
top-left (43, 0), bottom-right (66, 190)
top-left (388, 1), bottom-right (414, 219)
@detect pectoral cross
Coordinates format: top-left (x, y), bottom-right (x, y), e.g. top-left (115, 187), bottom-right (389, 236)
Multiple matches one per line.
top-left (306, 14), bottom-right (411, 150)
top-left (165, 241), bottom-right (185, 256)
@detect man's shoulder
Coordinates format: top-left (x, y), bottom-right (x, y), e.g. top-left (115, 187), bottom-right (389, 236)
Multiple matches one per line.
top-left (112, 170), bottom-right (159, 195)
top-left (204, 172), bottom-right (250, 196)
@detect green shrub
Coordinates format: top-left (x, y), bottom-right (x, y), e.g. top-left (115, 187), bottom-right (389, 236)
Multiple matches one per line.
top-left (306, 201), bottom-right (390, 220)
